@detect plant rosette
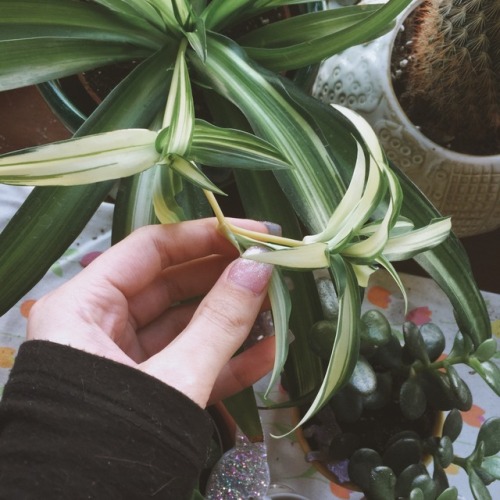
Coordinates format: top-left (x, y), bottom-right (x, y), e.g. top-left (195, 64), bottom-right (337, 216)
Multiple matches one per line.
top-left (313, 0), bottom-right (500, 238)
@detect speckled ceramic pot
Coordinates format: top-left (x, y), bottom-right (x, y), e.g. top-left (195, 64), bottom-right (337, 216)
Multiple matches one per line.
top-left (313, 0), bottom-right (500, 237)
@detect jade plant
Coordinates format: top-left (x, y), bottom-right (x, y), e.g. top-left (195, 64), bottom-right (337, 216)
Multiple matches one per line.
top-left (394, 0), bottom-right (500, 155)
top-left (0, 0), bottom-right (493, 437)
top-left (304, 309), bottom-right (500, 499)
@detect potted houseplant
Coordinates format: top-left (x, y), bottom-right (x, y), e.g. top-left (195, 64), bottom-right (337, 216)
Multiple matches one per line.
top-left (0, 0), bottom-right (494, 494)
top-left (313, 0), bottom-right (500, 237)
top-left (298, 307), bottom-right (500, 499)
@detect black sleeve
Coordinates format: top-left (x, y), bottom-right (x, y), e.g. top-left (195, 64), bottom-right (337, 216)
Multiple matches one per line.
top-left (0, 340), bottom-right (213, 499)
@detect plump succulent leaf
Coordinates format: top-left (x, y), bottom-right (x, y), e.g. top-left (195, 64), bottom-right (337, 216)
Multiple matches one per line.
top-left (348, 448), bottom-right (383, 492)
top-left (369, 466), bottom-right (397, 500)
top-left (469, 467), bottom-right (493, 500)
top-left (400, 377), bottom-right (427, 420)
top-left (419, 323), bottom-right (446, 362)
top-left (442, 409), bottom-right (463, 443)
top-left (473, 339), bottom-right (498, 363)
top-left (476, 418), bottom-right (500, 457)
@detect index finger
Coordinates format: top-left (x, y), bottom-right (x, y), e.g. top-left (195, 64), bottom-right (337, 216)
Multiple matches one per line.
top-left (79, 218), bottom-right (268, 298)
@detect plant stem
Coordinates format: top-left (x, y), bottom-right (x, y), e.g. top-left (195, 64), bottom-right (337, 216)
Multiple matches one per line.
top-left (203, 189), bottom-right (304, 247)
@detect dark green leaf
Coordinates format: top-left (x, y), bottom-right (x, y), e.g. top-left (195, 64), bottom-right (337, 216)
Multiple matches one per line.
top-left (396, 463), bottom-right (428, 498)
top-left (370, 331), bottom-right (403, 369)
top-left (330, 387), bottom-right (363, 423)
top-left (469, 467), bottom-right (493, 500)
top-left (243, 0), bottom-right (412, 71)
top-left (369, 466), bottom-right (397, 500)
top-left (436, 436), bottom-right (454, 469)
top-left (436, 487), bottom-right (458, 500)
top-left (400, 377), bottom-right (427, 420)
top-left (419, 323), bottom-right (446, 362)
top-left (383, 436), bottom-right (423, 476)
top-left (442, 409), bottom-right (463, 443)
top-left (348, 448), bottom-right (383, 492)
top-left (446, 365), bottom-right (472, 411)
top-left (476, 418), bottom-right (500, 457)
top-left (360, 309), bottom-right (392, 347)
top-left (468, 359), bottom-right (500, 396)
top-left (308, 320), bottom-right (337, 359)
top-left (410, 475), bottom-right (438, 500)
top-left (403, 321), bottom-right (430, 366)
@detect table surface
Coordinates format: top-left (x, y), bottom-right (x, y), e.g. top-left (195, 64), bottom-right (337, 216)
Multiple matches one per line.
top-left (0, 185), bottom-right (499, 499)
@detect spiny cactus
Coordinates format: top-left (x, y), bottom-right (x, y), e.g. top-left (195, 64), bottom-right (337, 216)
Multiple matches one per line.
top-left (398, 0), bottom-right (499, 155)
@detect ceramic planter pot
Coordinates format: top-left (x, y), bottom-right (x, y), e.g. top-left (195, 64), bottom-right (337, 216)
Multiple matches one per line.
top-left (313, 0), bottom-right (500, 237)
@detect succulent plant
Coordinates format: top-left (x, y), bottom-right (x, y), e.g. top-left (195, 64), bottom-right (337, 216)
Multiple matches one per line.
top-left (304, 309), bottom-right (500, 499)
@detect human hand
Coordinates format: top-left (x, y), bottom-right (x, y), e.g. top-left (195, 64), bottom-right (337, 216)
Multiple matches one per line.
top-left (27, 218), bottom-right (276, 408)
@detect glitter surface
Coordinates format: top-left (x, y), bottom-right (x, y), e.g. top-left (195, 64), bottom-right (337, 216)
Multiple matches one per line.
top-left (205, 433), bottom-right (270, 499)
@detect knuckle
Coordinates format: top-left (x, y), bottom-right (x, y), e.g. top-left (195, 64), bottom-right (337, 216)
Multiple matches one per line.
top-left (201, 296), bottom-right (249, 338)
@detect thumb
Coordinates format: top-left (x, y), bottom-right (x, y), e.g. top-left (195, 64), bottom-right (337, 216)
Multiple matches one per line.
top-left (140, 247), bottom-right (273, 407)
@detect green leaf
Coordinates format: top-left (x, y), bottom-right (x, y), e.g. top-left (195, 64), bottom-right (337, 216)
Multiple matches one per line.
top-left (264, 269), bottom-right (292, 398)
top-left (239, 5), bottom-right (384, 48)
top-left (468, 359), bottom-right (500, 396)
top-left (163, 154), bottom-right (225, 195)
top-left (469, 467), bottom-right (492, 500)
top-left (436, 487), bottom-right (458, 500)
top-left (482, 456), bottom-right (500, 480)
top-left (243, 0), bottom-right (412, 71)
top-left (476, 418), bottom-right (500, 457)
top-left (473, 339), bottom-right (498, 362)
top-left (442, 409), bottom-right (463, 443)
top-left (0, 0), bottom-right (164, 47)
top-left (185, 16), bottom-right (207, 62)
top-left (160, 40), bottom-right (194, 156)
top-left (284, 257), bottom-right (360, 433)
top-left (0, 130), bottom-right (159, 185)
top-left (399, 377), bottom-right (427, 420)
top-left (91, 0), bottom-right (167, 31)
top-left (369, 466), bottom-right (397, 500)
top-left (0, 39), bottom-right (152, 92)
top-left (189, 120), bottom-right (291, 171)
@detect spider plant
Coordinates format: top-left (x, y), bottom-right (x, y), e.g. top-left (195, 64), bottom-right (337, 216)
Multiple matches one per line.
top-left (0, 0), bottom-right (492, 435)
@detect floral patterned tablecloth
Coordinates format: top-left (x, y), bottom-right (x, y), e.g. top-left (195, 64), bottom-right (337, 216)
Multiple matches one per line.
top-left (1, 185), bottom-right (499, 499)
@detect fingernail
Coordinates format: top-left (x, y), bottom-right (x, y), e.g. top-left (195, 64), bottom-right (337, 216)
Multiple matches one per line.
top-left (263, 221), bottom-right (282, 236)
top-left (228, 247), bottom-right (273, 295)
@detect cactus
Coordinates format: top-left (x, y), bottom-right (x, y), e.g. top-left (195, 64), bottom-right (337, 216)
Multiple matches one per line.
top-left (396, 0), bottom-right (500, 155)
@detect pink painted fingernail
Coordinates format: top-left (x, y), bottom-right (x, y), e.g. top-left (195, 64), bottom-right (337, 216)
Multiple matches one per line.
top-left (263, 221), bottom-right (282, 236)
top-left (228, 247), bottom-right (273, 295)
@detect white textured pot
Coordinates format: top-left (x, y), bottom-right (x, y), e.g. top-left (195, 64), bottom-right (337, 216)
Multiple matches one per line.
top-left (313, 0), bottom-right (500, 237)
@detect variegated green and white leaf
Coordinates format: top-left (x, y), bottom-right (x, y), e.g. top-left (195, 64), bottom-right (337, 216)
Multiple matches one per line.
top-left (265, 269), bottom-right (292, 398)
top-left (162, 153), bottom-right (225, 195)
top-left (0, 129), bottom-right (159, 185)
top-left (382, 217), bottom-right (452, 261)
top-left (246, 242), bottom-right (329, 269)
top-left (153, 165), bottom-right (185, 224)
top-left (190, 120), bottom-right (291, 171)
top-left (160, 40), bottom-right (194, 156)
top-left (276, 256), bottom-right (360, 436)
top-left (303, 140), bottom-right (366, 244)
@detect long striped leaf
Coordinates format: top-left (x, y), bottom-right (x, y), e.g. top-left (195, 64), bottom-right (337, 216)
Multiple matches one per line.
top-left (0, 130), bottom-right (159, 185)
top-left (190, 120), bottom-right (291, 170)
top-left (0, 39), bottom-right (152, 92)
top-left (265, 269), bottom-right (292, 398)
top-left (243, 0), bottom-right (411, 71)
top-left (277, 256), bottom-right (360, 436)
